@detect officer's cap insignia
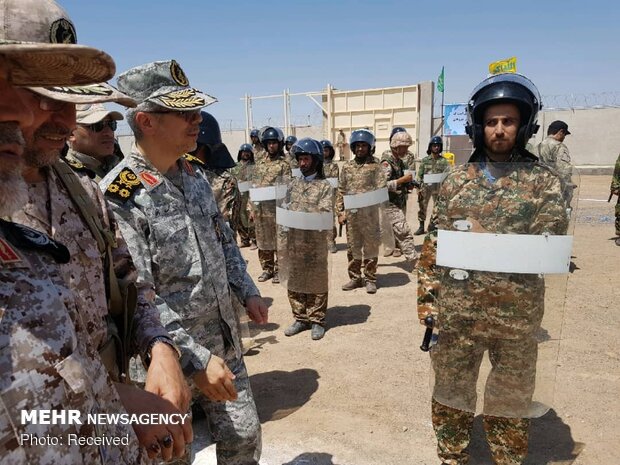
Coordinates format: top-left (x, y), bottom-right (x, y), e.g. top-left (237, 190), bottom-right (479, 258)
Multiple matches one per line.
top-left (49, 18), bottom-right (77, 44)
top-left (0, 238), bottom-right (21, 264)
top-left (67, 159), bottom-right (85, 169)
top-left (105, 168), bottom-right (142, 202)
top-left (45, 84), bottom-right (113, 97)
top-left (158, 89), bottom-right (205, 109)
top-left (170, 60), bottom-right (189, 87)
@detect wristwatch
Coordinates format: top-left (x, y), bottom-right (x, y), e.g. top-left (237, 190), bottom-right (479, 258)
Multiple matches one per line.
top-left (145, 336), bottom-right (181, 366)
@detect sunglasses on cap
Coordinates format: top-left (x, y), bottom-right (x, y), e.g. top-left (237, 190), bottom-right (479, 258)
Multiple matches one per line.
top-left (83, 120), bottom-right (118, 132)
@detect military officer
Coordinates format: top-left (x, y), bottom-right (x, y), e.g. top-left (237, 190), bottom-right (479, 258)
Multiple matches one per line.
top-left (417, 73), bottom-right (569, 465)
top-left (414, 136), bottom-right (450, 235)
top-left (534, 120), bottom-right (574, 206)
top-left (278, 138), bottom-right (334, 340)
top-left (101, 60), bottom-right (268, 465)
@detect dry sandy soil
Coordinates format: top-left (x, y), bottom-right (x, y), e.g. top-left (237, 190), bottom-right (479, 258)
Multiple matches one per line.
top-left (193, 174), bottom-right (619, 465)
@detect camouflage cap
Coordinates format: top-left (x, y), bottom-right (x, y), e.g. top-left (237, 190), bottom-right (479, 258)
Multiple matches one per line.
top-left (117, 60), bottom-right (217, 111)
top-left (390, 131), bottom-right (412, 148)
top-left (76, 103), bottom-right (123, 125)
top-left (0, 0), bottom-right (115, 86)
top-left (27, 82), bottom-right (136, 107)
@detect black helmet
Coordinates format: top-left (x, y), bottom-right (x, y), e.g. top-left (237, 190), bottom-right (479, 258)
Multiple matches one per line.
top-left (250, 129), bottom-right (259, 138)
top-left (389, 126), bottom-right (407, 141)
top-left (204, 143), bottom-right (236, 170)
top-left (238, 143), bottom-right (254, 162)
top-left (196, 111), bottom-right (222, 146)
top-left (465, 73), bottom-right (542, 149)
top-left (426, 135), bottom-right (443, 155)
top-left (349, 129), bottom-right (375, 155)
top-left (261, 126), bottom-right (284, 150)
top-left (285, 135), bottom-right (297, 146)
top-left (291, 138), bottom-right (324, 162)
top-left (320, 139), bottom-right (335, 158)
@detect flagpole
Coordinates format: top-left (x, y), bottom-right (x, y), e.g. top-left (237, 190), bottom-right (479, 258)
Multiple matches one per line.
top-left (440, 79), bottom-right (445, 138)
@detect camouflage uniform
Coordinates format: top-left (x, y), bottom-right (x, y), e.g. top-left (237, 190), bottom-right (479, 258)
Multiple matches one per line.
top-left (534, 136), bottom-right (574, 206)
top-left (612, 153), bottom-right (620, 237)
top-left (279, 176), bottom-right (333, 326)
top-left (336, 156), bottom-right (386, 284)
top-left (65, 147), bottom-right (120, 181)
top-left (231, 160), bottom-right (256, 246)
top-left (10, 162), bottom-right (170, 365)
top-left (381, 152), bottom-right (417, 261)
top-left (417, 149), bottom-right (568, 465)
top-left (101, 151), bottom-right (262, 465)
top-left (250, 155), bottom-right (291, 275)
top-left (0, 220), bottom-right (144, 465)
top-left (252, 142), bottom-right (266, 163)
top-left (416, 154), bottom-right (450, 224)
top-left (323, 160), bottom-right (340, 245)
top-left (205, 168), bottom-right (241, 233)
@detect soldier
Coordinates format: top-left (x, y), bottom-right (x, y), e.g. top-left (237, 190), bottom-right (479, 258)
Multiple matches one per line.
top-left (611, 153), bottom-right (620, 246)
top-left (284, 135), bottom-right (299, 171)
top-left (250, 126), bottom-right (292, 283)
top-left (321, 139), bottom-right (339, 253)
top-left (101, 60), bottom-right (268, 465)
top-left (418, 73), bottom-right (570, 465)
top-left (250, 128), bottom-right (265, 160)
top-left (336, 129), bottom-right (346, 160)
top-left (414, 135), bottom-right (450, 235)
top-left (9, 0), bottom-right (191, 421)
top-left (192, 111), bottom-right (240, 231)
top-left (232, 143), bottom-right (257, 249)
top-left (534, 120), bottom-right (574, 206)
top-left (382, 127), bottom-right (417, 178)
top-left (65, 103), bottom-right (124, 180)
top-left (337, 129), bottom-right (388, 294)
top-left (380, 130), bottom-right (418, 266)
top-left (278, 138), bottom-right (334, 340)
top-left (0, 3), bottom-right (191, 462)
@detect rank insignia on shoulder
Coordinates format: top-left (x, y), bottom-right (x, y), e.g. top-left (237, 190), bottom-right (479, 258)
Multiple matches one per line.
top-left (105, 167), bottom-right (143, 202)
top-left (0, 237), bottom-right (21, 264)
top-left (66, 159), bottom-right (96, 178)
top-left (0, 220), bottom-right (70, 264)
top-left (183, 153), bottom-right (205, 166)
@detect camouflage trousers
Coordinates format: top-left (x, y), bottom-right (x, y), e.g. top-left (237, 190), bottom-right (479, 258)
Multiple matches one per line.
top-left (432, 399), bottom-right (529, 465)
top-left (385, 203), bottom-right (417, 260)
top-left (237, 222), bottom-right (255, 245)
top-left (417, 185), bottom-right (440, 223)
top-left (288, 290), bottom-right (328, 325)
top-left (190, 350), bottom-right (262, 465)
top-left (346, 248), bottom-right (378, 283)
top-left (615, 195), bottom-right (620, 235)
top-left (258, 249), bottom-right (278, 274)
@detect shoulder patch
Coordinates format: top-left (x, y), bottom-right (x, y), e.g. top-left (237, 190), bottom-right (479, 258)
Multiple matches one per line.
top-left (105, 167), bottom-right (143, 203)
top-left (182, 153), bottom-right (205, 166)
top-left (0, 237), bottom-right (21, 264)
top-left (0, 220), bottom-right (70, 264)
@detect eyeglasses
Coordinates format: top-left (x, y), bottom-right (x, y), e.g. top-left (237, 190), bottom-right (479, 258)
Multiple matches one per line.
top-left (28, 91), bottom-right (72, 112)
top-left (83, 120), bottom-right (117, 132)
top-left (149, 109), bottom-right (200, 122)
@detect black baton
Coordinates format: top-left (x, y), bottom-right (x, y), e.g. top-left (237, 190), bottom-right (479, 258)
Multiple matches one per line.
top-left (420, 316), bottom-right (435, 352)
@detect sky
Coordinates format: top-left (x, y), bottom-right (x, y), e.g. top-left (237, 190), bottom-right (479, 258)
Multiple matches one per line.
top-left (63, 0), bottom-right (619, 132)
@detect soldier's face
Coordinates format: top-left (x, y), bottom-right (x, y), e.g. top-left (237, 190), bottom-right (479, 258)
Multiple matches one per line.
top-left (20, 90), bottom-right (76, 169)
top-left (297, 153), bottom-right (316, 176)
top-left (70, 118), bottom-right (116, 159)
top-left (150, 110), bottom-right (202, 155)
top-left (483, 103), bottom-right (520, 159)
top-left (240, 150), bottom-right (252, 160)
top-left (392, 145), bottom-right (408, 158)
top-left (431, 143), bottom-right (441, 154)
top-left (266, 140), bottom-right (279, 155)
top-left (323, 147), bottom-right (332, 160)
top-left (354, 142), bottom-right (370, 158)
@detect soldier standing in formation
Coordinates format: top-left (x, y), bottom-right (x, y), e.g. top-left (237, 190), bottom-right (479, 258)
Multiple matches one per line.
top-left (534, 120), bottom-right (574, 206)
top-left (101, 59), bottom-right (268, 465)
top-left (250, 128), bottom-right (266, 160)
top-left (321, 139), bottom-right (340, 253)
top-left (278, 138), bottom-right (334, 341)
top-left (337, 129), bottom-right (387, 294)
top-left (418, 73), bottom-right (569, 465)
top-left (250, 127), bottom-right (292, 283)
top-left (414, 135), bottom-right (450, 235)
top-left (191, 111), bottom-right (241, 232)
top-left (380, 130), bottom-right (418, 266)
top-left (284, 134), bottom-right (299, 171)
top-left (233, 143), bottom-right (257, 249)
top-left (611, 153), bottom-right (620, 246)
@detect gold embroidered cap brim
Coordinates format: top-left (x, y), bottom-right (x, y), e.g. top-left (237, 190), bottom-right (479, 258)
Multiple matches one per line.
top-left (148, 87), bottom-right (217, 111)
top-left (27, 82), bottom-right (136, 107)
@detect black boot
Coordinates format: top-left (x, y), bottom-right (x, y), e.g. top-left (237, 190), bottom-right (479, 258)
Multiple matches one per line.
top-left (414, 222), bottom-right (425, 236)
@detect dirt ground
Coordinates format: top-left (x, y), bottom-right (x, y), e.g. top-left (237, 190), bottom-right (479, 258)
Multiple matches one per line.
top-left (193, 174), bottom-right (619, 465)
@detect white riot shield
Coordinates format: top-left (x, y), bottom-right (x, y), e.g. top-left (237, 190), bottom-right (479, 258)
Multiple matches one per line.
top-left (277, 177), bottom-right (334, 294)
top-left (342, 163), bottom-right (394, 259)
top-left (427, 161), bottom-right (576, 419)
top-left (249, 164), bottom-right (287, 250)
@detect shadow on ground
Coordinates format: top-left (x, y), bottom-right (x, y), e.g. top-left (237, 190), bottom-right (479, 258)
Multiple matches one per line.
top-left (466, 409), bottom-right (584, 464)
top-left (282, 452), bottom-right (341, 465)
top-left (376, 271), bottom-right (411, 288)
top-left (325, 304), bottom-right (371, 329)
top-left (250, 368), bottom-right (319, 423)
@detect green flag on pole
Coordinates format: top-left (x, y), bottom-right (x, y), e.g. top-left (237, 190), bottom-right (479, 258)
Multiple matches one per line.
top-left (437, 66), bottom-right (445, 93)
